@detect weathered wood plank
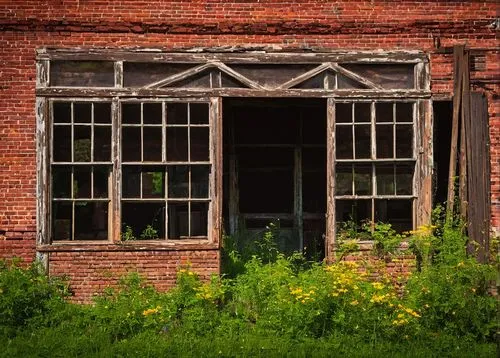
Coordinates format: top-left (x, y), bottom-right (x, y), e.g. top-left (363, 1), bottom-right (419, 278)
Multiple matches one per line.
top-left (37, 242), bottom-right (220, 252)
top-left (210, 97), bottom-right (223, 248)
top-left (459, 50), bottom-right (470, 223)
top-left (326, 98), bottom-right (335, 261)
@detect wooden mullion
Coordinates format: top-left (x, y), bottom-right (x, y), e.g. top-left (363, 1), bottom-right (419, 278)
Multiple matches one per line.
top-left (326, 98), bottom-right (335, 261)
top-left (111, 98), bottom-right (120, 242)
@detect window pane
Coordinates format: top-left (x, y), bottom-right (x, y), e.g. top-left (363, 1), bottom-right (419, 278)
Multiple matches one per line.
top-left (354, 164), bottom-right (371, 195)
top-left (396, 125), bottom-right (413, 158)
top-left (143, 127), bottom-right (162, 161)
top-left (143, 103), bottom-right (162, 124)
top-left (73, 167), bottom-right (91, 198)
top-left (336, 164), bottom-right (352, 196)
top-left (167, 103), bottom-right (188, 124)
top-left (335, 103), bottom-right (352, 123)
top-left (53, 126), bottom-right (71, 162)
top-left (74, 126), bottom-right (91, 162)
top-left (122, 167), bottom-right (141, 198)
top-left (376, 164), bottom-right (394, 195)
top-left (74, 103), bottom-right (91, 123)
top-left (50, 61), bottom-right (114, 87)
top-left (375, 199), bottom-right (412, 232)
top-left (354, 125), bottom-right (370, 159)
top-left (396, 102), bottom-right (413, 123)
top-left (53, 102), bottom-right (71, 123)
top-left (166, 127), bottom-right (188, 162)
top-left (93, 166), bottom-right (109, 198)
top-left (74, 202), bottom-right (108, 240)
top-left (168, 202), bottom-right (189, 238)
top-left (190, 127), bottom-right (209, 162)
top-left (142, 169), bottom-right (165, 198)
top-left (376, 124), bottom-right (393, 158)
top-left (191, 202), bottom-right (208, 236)
top-left (376, 103), bottom-right (393, 123)
top-left (94, 102), bottom-right (111, 124)
top-left (190, 103), bottom-right (209, 124)
top-left (191, 165), bottom-right (210, 198)
top-left (122, 103), bottom-right (141, 124)
top-left (335, 126), bottom-right (352, 159)
top-left (122, 127), bottom-right (141, 162)
top-left (396, 164), bottom-right (413, 195)
top-left (168, 165), bottom-right (189, 198)
top-left (52, 166), bottom-right (71, 198)
top-left (354, 103), bottom-right (371, 123)
top-left (52, 202), bottom-right (72, 241)
top-left (94, 126), bottom-right (111, 161)
top-left (335, 199), bottom-right (372, 226)
top-left (122, 202), bottom-right (165, 240)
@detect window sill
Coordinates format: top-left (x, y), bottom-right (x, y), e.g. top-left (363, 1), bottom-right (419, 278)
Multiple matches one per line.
top-left (37, 240), bottom-right (218, 252)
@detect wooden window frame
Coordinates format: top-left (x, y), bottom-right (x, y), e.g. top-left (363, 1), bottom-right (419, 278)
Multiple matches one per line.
top-left (36, 49), bottom-right (431, 259)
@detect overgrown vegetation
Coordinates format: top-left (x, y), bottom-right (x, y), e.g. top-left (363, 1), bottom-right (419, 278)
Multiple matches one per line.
top-left (1, 215), bottom-right (498, 357)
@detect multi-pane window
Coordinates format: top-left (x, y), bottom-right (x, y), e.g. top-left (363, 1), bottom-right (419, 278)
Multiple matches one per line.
top-left (334, 102), bottom-right (416, 232)
top-left (51, 101), bottom-right (112, 240)
top-left (121, 101), bottom-right (211, 240)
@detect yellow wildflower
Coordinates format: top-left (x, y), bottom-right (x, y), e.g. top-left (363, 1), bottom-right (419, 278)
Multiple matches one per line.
top-left (350, 300), bottom-right (359, 305)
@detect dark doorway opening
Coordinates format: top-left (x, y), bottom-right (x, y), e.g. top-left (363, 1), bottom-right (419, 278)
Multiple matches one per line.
top-left (223, 98), bottom-right (327, 259)
top-left (433, 101), bottom-right (453, 205)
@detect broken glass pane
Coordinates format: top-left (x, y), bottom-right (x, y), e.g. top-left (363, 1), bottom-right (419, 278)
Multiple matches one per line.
top-left (122, 202), bottom-right (165, 240)
top-left (168, 202), bottom-right (189, 238)
top-left (190, 127), bottom-right (209, 162)
top-left (74, 202), bottom-right (108, 240)
top-left (93, 166), bottom-right (109, 198)
top-left (376, 164), bottom-right (395, 195)
top-left (73, 167), bottom-right (91, 198)
top-left (74, 126), bottom-right (91, 162)
top-left (396, 164), bottom-right (413, 195)
top-left (335, 164), bottom-right (353, 196)
top-left (335, 199), bottom-right (371, 226)
top-left (191, 165), bottom-right (210, 198)
top-left (191, 202), bottom-right (208, 236)
top-left (374, 199), bottom-right (412, 232)
top-left (52, 166), bottom-right (71, 198)
top-left (142, 169), bottom-right (165, 198)
top-left (94, 126), bottom-right (111, 162)
top-left (122, 166), bottom-right (141, 198)
top-left (52, 202), bottom-right (72, 241)
top-left (354, 164), bottom-right (372, 195)
top-left (396, 125), bottom-right (413, 158)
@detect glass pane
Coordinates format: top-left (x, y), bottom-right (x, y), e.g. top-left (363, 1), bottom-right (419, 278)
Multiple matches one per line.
top-left (335, 164), bottom-right (352, 196)
top-left (335, 199), bottom-right (372, 226)
top-left (143, 127), bottom-right (162, 161)
top-left (94, 102), bottom-right (111, 124)
top-left (396, 125), bottom-right (413, 158)
top-left (376, 124), bottom-right (393, 159)
top-left (122, 166), bottom-right (141, 198)
top-left (53, 102), bottom-right (71, 123)
top-left (52, 202), bottom-right (72, 241)
top-left (354, 164), bottom-right (372, 195)
top-left (354, 125), bottom-right (370, 159)
top-left (53, 126), bottom-right (71, 162)
top-left (74, 103), bottom-right (91, 123)
top-left (74, 126), bottom-right (91, 162)
top-left (190, 103), bottom-right (209, 124)
top-left (293, 73), bottom-right (324, 89)
top-left (74, 202), bottom-right (108, 240)
top-left (168, 202), bottom-right (189, 238)
top-left (396, 102), bottom-right (413, 123)
top-left (335, 103), bottom-right (352, 123)
top-left (142, 169), bottom-right (165, 198)
top-left (50, 61), bottom-right (114, 87)
top-left (376, 164), bottom-right (394, 195)
top-left (123, 62), bottom-right (193, 87)
top-left (396, 164), bottom-right (413, 195)
top-left (354, 103), bottom-right (371, 123)
top-left (337, 74), bottom-right (365, 89)
top-left (73, 167), bottom-right (91, 198)
top-left (122, 103), bottom-right (141, 124)
top-left (168, 166), bottom-right (189, 198)
top-left (376, 103), bottom-right (393, 123)
top-left (122, 127), bottom-right (141, 162)
top-left (143, 103), bottom-right (162, 124)
top-left (190, 127), bottom-right (209, 162)
top-left (167, 103), bottom-right (188, 124)
top-left (166, 127), bottom-right (188, 162)
top-left (375, 199), bottom-right (412, 232)
top-left (191, 165), bottom-right (210, 198)
top-left (122, 202), bottom-right (165, 240)
top-left (191, 202), bottom-right (208, 236)
top-left (341, 64), bottom-right (415, 89)
top-left (52, 166), bottom-right (71, 198)
top-left (93, 166), bottom-right (109, 198)
top-left (335, 126), bottom-right (352, 159)
top-left (94, 126), bottom-right (111, 161)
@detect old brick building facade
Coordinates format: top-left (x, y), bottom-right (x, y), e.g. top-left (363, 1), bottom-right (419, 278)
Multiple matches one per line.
top-left (0, 1), bottom-right (498, 302)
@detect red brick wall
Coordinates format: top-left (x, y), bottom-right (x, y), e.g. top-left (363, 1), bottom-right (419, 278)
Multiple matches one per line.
top-left (0, 1), bottom-right (498, 301)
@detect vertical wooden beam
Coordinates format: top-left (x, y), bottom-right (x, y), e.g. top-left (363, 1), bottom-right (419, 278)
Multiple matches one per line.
top-left (210, 97), bottom-right (223, 248)
top-left (111, 98), bottom-right (120, 242)
top-left (446, 45), bottom-right (464, 220)
top-left (36, 96), bottom-right (49, 272)
top-left (326, 98), bottom-right (336, 261)
top-left (114, 61), bottom-right (123, 88)
top-left (416, 99), bottom-right (433, 227)
top-left (459, 50), bottom-right (470, 223)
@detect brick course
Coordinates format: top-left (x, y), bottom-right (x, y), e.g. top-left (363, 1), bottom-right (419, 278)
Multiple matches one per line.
top-left (0, 0), bottom-right (498, 302)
